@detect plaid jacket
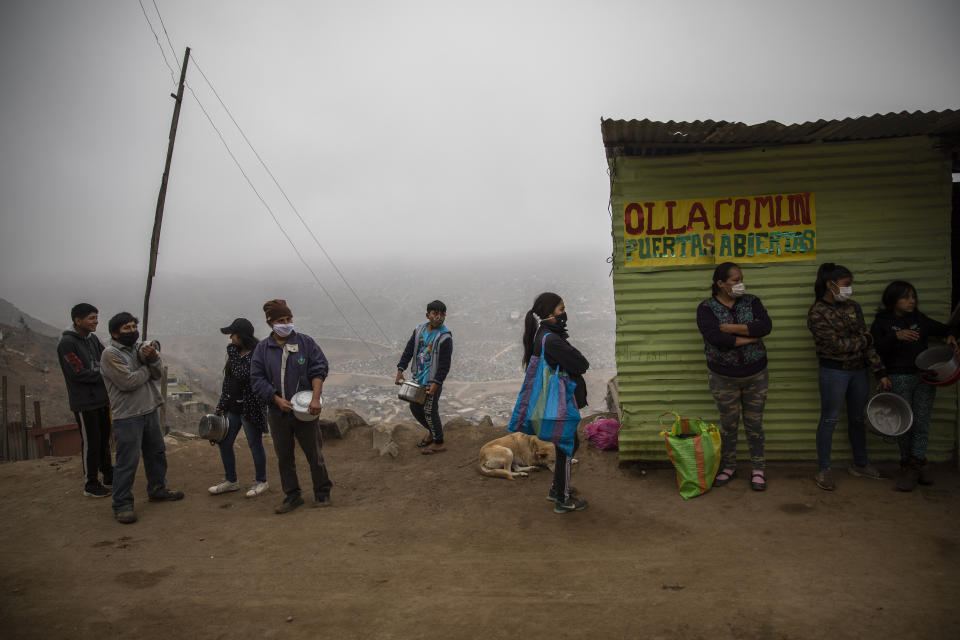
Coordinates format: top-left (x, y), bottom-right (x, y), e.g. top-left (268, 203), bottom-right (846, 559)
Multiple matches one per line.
top-left (807, 299), bottom-right (886, 377)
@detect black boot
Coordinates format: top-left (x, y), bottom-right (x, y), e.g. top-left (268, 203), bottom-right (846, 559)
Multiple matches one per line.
top-left (895, 461), bottom-right (919, 492)
top-left (915, 458), bottom-right (934, 486)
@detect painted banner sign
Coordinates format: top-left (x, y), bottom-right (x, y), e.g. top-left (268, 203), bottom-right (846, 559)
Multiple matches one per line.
top-left (622, 192), bottom-right (816, 267)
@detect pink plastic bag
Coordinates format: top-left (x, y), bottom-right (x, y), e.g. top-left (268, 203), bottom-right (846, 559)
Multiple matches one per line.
top-left (584, 418), bottom-right (621, 450)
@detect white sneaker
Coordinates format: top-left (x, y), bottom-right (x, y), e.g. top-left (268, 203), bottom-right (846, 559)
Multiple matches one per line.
top-left (208, 480), bottom-right (240, 495)
top-left (246, 481), bottom-right (269, 498)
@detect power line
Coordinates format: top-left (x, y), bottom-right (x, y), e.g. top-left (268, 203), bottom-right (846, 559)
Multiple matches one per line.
top-left (184, 84), bottom-right (382, 359)
top-left (151, 0), bottom-right (180, 68)
top-left (190, 56), bottom-right (394, 347)
top-left (137, 3), bottom-right (386, 356)
top-left (137, 0), bottom-right (177, 84)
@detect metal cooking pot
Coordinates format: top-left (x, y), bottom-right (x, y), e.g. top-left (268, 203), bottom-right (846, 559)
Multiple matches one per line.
top-left (398, 380), bottom-right (427, 405)
top-left (291, 390), bottom-right (322, 422)
top-left (866, 393), bottom-right (913, 437)
top-left (198, 413), bottom-right (228, 444)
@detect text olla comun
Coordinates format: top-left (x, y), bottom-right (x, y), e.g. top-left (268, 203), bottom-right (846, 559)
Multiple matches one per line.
top-left (624, 193), bottom-right (813, 236)
top-left (620, 192), bottom-right (817, 267)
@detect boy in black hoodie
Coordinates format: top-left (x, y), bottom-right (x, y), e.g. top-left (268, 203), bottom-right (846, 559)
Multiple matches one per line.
top-left (57, 303), bottom-right (113, 497)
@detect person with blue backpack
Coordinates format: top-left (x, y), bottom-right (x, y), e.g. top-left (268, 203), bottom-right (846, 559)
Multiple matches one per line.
top-left (520, 292), bottom-right (590, 514)
top-left (395, 300), bottom-right (453, 455)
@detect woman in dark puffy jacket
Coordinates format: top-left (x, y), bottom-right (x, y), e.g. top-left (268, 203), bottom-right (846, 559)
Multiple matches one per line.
top-left (696, 262), bottom-right (772, 491)
top-left (870, 281), bottom-right (956, 491)
top-left (521, 292), bottom-right (589, 514)
top-left (209, 318), bottom-right (269, 498)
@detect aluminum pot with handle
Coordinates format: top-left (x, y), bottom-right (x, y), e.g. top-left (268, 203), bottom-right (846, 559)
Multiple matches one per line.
top-left (198, 413), bottom-right (228, 444)
top-left (398, 380), bottom-right (427, 405)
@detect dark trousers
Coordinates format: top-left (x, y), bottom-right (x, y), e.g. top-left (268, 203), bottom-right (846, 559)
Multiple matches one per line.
top-left (74, 406), bottom-right (113, 486)
top-left (409, 389), bottom-right (443, 444)
top-left (268, 411), bottom-right (333, 499)
top-left (551, 434), bottom-right (580, 502)
top-left (112, 409), bottom-right (168, 513)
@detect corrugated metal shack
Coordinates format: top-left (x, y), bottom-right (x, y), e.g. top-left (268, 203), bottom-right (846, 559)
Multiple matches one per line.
top-left (601, 110), bottom-right (960, 463)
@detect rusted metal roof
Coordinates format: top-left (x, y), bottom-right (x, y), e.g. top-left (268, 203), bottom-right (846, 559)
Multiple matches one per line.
top-left (601, 109), bottom-right (960, 159)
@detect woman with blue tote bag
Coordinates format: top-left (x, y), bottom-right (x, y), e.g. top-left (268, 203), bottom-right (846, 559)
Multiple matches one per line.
top-left (513, 292), bottom-right (590, 514)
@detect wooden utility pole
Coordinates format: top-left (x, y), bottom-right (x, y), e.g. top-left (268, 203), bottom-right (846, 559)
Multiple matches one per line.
top-left (1, 376), bottom-right (7, 460)
top-left (142, 46), bottom-right (191, 340)
top-left (19, 385), bottom-right (26, 461)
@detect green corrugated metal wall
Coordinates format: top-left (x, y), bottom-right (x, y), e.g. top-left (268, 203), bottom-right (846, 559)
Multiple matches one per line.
top-left (610, 136), bottom-right (957, 463)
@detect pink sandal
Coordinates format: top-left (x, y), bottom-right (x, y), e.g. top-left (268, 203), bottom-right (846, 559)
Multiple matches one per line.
top-left (714, 468), bottom-right (736, 487)
top-left (751, 470), bottom-right (766, 491)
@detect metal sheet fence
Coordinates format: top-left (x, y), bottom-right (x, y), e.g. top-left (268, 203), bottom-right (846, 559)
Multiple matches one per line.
top-left (609, 136), bottom-right (957, 463)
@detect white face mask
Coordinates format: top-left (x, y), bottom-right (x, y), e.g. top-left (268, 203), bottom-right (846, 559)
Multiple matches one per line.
top-left (272, 322), bottom-right (295, 338)
top-left (730, 283), bottom-right (746, 297)
top-left (833, 284), bottom-right (853, 302)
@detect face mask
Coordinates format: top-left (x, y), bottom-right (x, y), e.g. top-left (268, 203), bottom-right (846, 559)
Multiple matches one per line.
top-left (116, 331), bottom-right (139, 347)
top-left (554, 312), bottom-right (568, 328)
top-left (730, 283), bottom-right (746, 298)
top-left (272, 323), bottom-right (295, 338)
top-left (428, 317), bottom-right (444, 329)
top-left (833, 283), bottom-right (853, 302)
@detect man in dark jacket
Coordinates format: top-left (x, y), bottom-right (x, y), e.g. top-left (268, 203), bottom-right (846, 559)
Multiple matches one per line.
top-left (250, 299), bottom-right (332, 514)
top-left (56, 303), bottom-right (112, 498)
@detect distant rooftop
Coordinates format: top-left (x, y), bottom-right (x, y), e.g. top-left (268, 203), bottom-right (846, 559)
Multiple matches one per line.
top-left (600, 109), bottom-right (960, 160)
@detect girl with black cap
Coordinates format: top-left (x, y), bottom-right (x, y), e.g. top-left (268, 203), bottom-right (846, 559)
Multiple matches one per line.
top-left (209, 318), bottom-right (270, 498)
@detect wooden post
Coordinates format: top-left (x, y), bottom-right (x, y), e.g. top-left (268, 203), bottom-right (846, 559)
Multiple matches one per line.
top-left (1, 375), bottom-right (7, 460)
top-left (142, 46), bottom-right (191, 340)
top-left (160, 365), bottom-right (169, 435)
top-left (19, 385), bottom-right (27, 461)
top-left (29, 400), bottom-right (43, 460)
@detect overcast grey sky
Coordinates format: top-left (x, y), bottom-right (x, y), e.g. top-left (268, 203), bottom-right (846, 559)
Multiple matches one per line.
top-left (2, 0), bottom-right (959, 314)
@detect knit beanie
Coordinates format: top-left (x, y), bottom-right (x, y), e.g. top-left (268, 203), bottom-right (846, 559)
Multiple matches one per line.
top-left (263, 299), bottom-right (293, 323)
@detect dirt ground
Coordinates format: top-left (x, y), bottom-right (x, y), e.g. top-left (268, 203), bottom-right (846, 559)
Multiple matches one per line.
top-left (1, 417), bottom-right (958, 640)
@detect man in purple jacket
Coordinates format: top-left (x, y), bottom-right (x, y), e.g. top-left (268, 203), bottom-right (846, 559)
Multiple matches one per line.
top-left (250, 299), bottom-right (332, 514)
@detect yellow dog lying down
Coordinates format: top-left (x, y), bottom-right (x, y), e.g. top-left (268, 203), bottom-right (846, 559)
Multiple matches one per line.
top-left (478, 432), bottom-right (557, 480)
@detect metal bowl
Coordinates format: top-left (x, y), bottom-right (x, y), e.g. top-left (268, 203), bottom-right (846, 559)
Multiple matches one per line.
top-left (915, 346), bottom-right (959, 384)
top-left (290, 390), bottom-right (322, 422)
top-left (866, 392), bottom-right (913, 437)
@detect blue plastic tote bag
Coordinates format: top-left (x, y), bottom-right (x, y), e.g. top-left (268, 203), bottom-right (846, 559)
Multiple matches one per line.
top-left (507, 333), bottom-right (580, 456)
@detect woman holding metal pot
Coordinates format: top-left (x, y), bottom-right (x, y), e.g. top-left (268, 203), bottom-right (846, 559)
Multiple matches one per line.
top-left (807, 262), bottom-right (890, 492)
top-left (209, 318), bottom-right (269, 498)
top-left (870, 281), bottom-right (957, 491)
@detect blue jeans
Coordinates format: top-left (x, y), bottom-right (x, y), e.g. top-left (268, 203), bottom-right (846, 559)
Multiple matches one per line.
top-left (112, 409), bottom-right (168, 513)
top-left (218, 411), bottom-right (267, 483)
top-left (816, 367), bottom-right (870, 470)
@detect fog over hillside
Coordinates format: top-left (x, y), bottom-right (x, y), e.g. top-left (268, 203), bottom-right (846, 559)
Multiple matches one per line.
top-left (2, 255), bottom-right (616, 425)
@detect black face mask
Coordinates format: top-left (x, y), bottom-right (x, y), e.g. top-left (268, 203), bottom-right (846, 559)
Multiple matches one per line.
top-left (116, 331), bottom-right (139, 347)
top-left (554, 312), bottom-right (568, 328)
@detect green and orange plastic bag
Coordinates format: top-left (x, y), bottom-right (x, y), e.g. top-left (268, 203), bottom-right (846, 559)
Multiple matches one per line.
top-left (659, 412), bottom-right (722, 500)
